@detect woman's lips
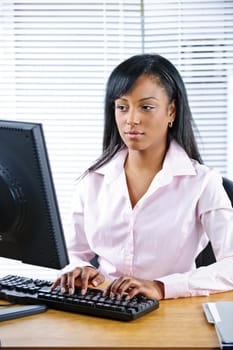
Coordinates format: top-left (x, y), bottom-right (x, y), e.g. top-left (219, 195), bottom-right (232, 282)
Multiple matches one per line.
top-left (124, 131), bottom-right (144, 138)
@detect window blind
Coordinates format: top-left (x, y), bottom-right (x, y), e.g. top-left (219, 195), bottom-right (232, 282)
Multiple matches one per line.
top-left (0, 0), bottom-right (232, 233)
top-left (143, 0), bottom-right (233, 175)
top-left (0, 0), bottom-right (143, 232)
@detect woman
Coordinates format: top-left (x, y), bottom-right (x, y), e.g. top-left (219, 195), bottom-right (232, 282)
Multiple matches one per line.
top-left (52, 54), bottom-right (233, 300)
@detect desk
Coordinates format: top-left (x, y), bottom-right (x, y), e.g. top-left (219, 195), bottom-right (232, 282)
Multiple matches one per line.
top-left (1, 291), bottom-right (233, 349)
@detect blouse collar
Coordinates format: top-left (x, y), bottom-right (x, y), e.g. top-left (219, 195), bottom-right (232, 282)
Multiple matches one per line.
top-left (94, 140), bottom-right (197, 184)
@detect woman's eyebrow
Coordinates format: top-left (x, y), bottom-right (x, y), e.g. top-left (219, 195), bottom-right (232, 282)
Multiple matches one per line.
top-left (116, 96), bottom-right (158, 102)
top-left (139, 96), bottom-right (159, 102)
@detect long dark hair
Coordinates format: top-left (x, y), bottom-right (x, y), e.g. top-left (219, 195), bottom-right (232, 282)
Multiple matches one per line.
top-left (87, 53), bottom-right (202, 173)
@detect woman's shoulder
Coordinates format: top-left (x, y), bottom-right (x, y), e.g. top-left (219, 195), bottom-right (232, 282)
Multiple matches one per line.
top-left (191, 158), bottom-right (222, 182)
top-left (189, 159), bottom-right (230, 208)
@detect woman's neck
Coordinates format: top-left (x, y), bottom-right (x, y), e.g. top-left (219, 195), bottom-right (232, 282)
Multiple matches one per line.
top-left (124, 147), bottom-right (167, 208)
top-left (125, 145), bottom-right (167, 174)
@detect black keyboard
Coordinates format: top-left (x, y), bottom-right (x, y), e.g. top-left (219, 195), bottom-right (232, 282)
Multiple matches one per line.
top-left (0, 274), bottom-right (159, 321)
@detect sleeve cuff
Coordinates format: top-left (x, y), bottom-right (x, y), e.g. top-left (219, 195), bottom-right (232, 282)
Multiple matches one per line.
top-left (158, 273), bottom-right (192, 299)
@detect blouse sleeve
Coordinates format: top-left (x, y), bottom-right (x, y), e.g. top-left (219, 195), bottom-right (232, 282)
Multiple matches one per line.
top-left (159, 171), bottom-right (233, 299)
top-left (63, 175), bottom-right (97, 271)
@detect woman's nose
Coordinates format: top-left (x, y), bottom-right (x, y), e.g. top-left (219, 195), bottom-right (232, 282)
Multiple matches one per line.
top-left (126, 110), bottom-right (141, 125)
top-left (126, 119), bottom-right (141, 126)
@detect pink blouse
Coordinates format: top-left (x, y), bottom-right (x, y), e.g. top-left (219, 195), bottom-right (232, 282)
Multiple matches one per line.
top-left (65, 140), bottom-right (233, 299)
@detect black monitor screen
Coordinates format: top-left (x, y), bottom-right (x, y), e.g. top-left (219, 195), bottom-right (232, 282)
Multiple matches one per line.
top-left (0, 119), bottom-right (69, 270)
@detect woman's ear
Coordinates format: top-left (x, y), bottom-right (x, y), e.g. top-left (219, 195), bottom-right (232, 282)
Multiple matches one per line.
top-left (168, 99), bottom-right (176, 120)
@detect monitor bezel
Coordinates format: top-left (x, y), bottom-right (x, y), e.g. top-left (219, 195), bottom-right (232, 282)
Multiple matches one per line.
top-left (0, 119), bottom-right (69, 270)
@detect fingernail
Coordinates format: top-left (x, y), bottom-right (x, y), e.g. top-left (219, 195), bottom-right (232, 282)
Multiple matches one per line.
top-left (110, 292), bottom-right (115, 299)
top-left (61, 287), bottom-right (66, 294)
top-left (92, 280), bottom-right (98, 287)
top-left (69, 288), bottom-right (74, 295)
top-left (81, 289), bottom-right (86, 295)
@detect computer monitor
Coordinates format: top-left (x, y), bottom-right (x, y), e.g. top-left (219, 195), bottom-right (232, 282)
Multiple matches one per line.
top-left (0, 119), bottom-right (69, 270)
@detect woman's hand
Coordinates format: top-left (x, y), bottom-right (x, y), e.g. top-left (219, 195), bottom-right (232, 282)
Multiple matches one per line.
top-left (103, 276), bottom-right (164, 300)
top-left (51, 266), bottom-right (105, 295)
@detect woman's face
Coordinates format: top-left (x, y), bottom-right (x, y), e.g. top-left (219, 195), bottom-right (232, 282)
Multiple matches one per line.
top-left (114, 75), bottom-right (176, 154)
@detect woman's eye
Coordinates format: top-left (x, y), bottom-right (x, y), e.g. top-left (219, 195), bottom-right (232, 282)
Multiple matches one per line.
top-left (116, 105), bottom-right (128, 112)
top-left (141, 105), bottom-right (154, 111)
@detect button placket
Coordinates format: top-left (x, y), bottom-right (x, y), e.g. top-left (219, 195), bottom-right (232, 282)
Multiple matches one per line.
top-left (123, 204), bottom-right (141, 276)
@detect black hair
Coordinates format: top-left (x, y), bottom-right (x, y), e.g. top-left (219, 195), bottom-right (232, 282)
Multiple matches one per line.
top-left (86, 53), bottom-right (202, 173)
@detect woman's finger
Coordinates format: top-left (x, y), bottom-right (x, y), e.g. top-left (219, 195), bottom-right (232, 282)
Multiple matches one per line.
top-left (106, 276), bottom-right (134, 298)
top-left (50, 277), bottom-right (61, 291)
top-left (91, 272), bottom-right (105, 287)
